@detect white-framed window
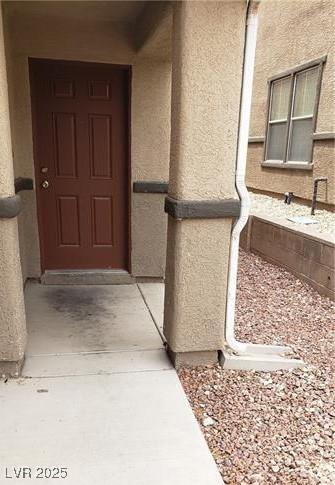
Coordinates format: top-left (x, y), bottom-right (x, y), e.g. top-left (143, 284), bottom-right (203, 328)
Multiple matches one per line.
top-left (264, 58), bottom-right (325, 164)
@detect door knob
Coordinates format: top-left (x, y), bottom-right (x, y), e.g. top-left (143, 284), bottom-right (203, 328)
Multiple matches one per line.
top-left (41, 180), bottom-right (49, 189)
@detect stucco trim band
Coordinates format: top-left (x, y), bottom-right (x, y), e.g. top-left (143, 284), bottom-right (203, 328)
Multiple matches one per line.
top-left (14, 177), bottom-right (34, 193)
top-left (133, 181), bottom-right (168, 193)
top-left (165, 196), bottom-right (240, 220)
top-left (312, 132), bottom-right (335, 141)
top-left (0, 194), bottom-right (21, 218)
top-left (261, 161), bottom-right (314, 171)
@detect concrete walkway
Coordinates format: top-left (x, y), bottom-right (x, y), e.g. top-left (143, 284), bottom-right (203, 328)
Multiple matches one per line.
top-left (0, 282), bottom-right (223, 485)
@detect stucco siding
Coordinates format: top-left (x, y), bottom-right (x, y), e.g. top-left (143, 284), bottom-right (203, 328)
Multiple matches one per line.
top-left (247, 0), bottom-right (335, 206)
top-left (131, 61), bottom-right (170, 277)
top-left (168, 1), bottom-right (245, 201)
top-left (163, 1), bottom-right (247, 357)
top-left (0, 5), bottom-right (26, 369)
top-left (2, 3), bottom-right (171, 280)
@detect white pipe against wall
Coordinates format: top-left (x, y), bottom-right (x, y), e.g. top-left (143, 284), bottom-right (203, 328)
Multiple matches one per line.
top-left (224, 3), bottom-right (258, 355)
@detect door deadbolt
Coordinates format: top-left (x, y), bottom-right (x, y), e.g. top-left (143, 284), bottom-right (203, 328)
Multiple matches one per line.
top-left (41, 180), bottom-right (49, 189)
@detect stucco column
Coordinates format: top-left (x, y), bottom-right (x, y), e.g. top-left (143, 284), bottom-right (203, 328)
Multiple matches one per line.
top-left (163, 1), bottom-right (246, 367)
top-left (0, 7), bottom-right (26, 377)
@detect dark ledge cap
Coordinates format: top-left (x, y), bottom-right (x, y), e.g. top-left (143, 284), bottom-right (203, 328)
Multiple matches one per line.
top-left (0, 194), bottom-right (21, 218)
top-left (15, 177), bottom-right (34, 193)
top-left (165, 196), bottom-right (241, 220)
top-left (133, 181), bottom-right (168, 193)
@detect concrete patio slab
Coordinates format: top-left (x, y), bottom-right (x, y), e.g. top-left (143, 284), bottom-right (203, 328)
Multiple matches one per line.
top-left (0, 282), bottom-right (223, 484)
top-left (25, 282), bottom-right (163, 356)
top-left (0, 369), bottom-right (223, 485)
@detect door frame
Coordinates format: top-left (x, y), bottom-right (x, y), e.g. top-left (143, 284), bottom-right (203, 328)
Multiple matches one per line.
top-left (29, 58), bottom-right (132, 274)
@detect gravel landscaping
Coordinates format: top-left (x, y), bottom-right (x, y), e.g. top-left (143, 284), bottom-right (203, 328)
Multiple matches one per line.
top-left (179, 250), bottom-right (335, 484)
top-left (249, 192), bottom-right (335, 239)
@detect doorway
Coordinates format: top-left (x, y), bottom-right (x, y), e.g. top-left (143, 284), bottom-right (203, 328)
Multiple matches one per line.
top-left (30, 59), bottom-right (130, 271)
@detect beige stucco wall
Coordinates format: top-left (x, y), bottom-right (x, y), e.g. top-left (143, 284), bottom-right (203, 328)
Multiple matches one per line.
top-left (2, 2), bottom-right (171, 281)
top-left (247, 0), bottom-right (335, 206)
top-left (131, 61), bottom-right (170, 277)
top-left (0, 5), bottom-right (26, 372)
top-left (168, 1), bottom-right (241, 201)
top-left (164, 1), bottom-right (247, 358)
top-left (248, 139), bottom-right (335, 205)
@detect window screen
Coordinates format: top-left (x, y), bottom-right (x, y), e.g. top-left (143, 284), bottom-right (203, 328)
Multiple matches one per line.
top-left (267, 77), bottom-right (290, 160)
top-left (287, 68), bottom-right (319, 162)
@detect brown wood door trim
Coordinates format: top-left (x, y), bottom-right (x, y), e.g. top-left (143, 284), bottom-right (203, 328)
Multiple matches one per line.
top-left (29, 58), bottom-right (131, 272)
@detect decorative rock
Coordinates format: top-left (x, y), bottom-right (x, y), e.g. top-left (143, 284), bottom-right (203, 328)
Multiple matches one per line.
top-left (178, 250), bottom-right (335, 484)
top-left (202, 417), bottom-right (215, 427)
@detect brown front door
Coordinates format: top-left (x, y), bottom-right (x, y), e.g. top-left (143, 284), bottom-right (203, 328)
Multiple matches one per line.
top-left (30, 59), bottom-right (129, 271)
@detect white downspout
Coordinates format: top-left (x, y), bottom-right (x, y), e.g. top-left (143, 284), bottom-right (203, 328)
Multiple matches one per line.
top-left (223, 3), bottom-right (303, 370)
top-left (224, 1), bottom-right (258, 355)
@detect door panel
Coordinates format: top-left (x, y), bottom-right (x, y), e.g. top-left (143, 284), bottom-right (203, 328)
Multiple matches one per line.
top-left (53, 113), bottom-right (78, 178)
top-left (91, 196), bottom-right (114, 247)
top-left (56, 196), bottom-right (81, 247)
top-left (89, 114), bottom-right (113, 179)
top-left (30, 59), bottom-right (129, 270)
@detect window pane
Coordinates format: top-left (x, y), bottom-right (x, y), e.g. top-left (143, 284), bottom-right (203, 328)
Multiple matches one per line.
top-left (270, 77), bottom-right (291, 120)
top-left (267, 122), bottom-right (287, 160)
top-left (293, 68), bottom-right (318, 117)
top-left (288, 118), bottom-right (313, 161)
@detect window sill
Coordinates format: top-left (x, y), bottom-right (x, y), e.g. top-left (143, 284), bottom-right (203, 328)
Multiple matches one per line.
top-left (248, 136), bottom-right (265, 143)
top-left (312, 132), bottom-right (335, 140)
top-left (261, 161), bottom-right (314, 171)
